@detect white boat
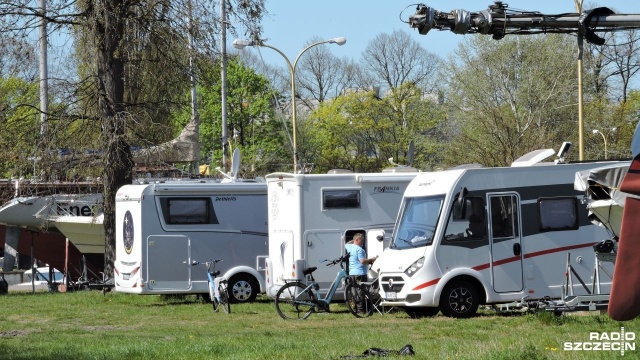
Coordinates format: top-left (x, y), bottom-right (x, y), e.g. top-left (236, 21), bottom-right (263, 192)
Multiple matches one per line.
top-left (0, 193), bottom-right (102, 232)
top-left (574, 162), bottom-right (632, 238)
top-left (53, 213), bottom-right (105, 255)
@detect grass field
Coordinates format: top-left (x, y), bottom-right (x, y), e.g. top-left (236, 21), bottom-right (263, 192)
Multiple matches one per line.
top-left (0, 290), bottom-right (637, 359)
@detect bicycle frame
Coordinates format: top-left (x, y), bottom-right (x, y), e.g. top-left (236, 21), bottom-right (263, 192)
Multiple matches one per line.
top-left (317, 268), bottom-right (349, 306)
top-left (290, 264), bottom-right (350, 308)
top-left (275, 252), bottom-right (375, 319)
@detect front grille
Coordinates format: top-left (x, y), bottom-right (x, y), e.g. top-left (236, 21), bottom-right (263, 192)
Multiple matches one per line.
top-left (380, 276), bottom-right (405, 292)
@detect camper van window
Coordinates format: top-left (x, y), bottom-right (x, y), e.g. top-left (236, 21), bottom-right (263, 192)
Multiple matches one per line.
top-left (490, 195), bottom-right (519, 239)
top-left (322, 189), bottom-right (360, 209)
top-left (538, 197), bottom-right (578, 232)
top-left (444, 197), bottom-right (485, 241)
top-left (391, 196), bottom-right (443, 249)
top-left (160, 197), bottom-right (217, 224)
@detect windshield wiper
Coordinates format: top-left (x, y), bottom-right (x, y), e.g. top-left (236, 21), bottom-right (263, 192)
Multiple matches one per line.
top-left (396, 237), bottom-right (418, 248)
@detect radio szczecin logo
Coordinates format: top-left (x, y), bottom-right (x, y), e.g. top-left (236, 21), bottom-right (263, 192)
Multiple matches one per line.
top-left (564, 327), bottom-right (636, 356)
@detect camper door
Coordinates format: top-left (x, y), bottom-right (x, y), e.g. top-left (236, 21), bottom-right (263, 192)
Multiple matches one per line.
top-left (487, 193), bottom-right (524, 293)
top-left (146, 235), bottom-right (191, 291)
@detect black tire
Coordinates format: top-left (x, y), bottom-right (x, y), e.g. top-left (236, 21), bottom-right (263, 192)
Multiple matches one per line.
top-left (218, 280), bottom-right (231, 314)
top-left (439, 280), bottom-right (479, 318)
top-left (404, 306), bottom-right (439, 318)
top-left (228, 274), bottom-right (258, 303)
top-left (274, 282), bottom-right (315, 320)
top-left (344, 282), bottom-right (375, 318)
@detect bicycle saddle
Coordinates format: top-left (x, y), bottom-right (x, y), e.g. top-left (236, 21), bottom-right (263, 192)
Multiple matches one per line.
top-left (303, 267), bottom-right (317, 275)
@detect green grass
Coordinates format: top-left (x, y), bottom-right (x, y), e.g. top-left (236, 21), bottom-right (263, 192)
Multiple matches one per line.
top-left (0, 291), bottom-right (638, 359)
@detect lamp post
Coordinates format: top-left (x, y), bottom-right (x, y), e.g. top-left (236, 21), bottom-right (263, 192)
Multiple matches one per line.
top-left (592, 127), bottom-right (617, 159)
top-left (233, 37), bottom-right (347, 172)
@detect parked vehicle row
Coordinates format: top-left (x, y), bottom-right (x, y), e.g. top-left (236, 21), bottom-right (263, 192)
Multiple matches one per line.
top-left (111, 147), bottom-right (626, 318)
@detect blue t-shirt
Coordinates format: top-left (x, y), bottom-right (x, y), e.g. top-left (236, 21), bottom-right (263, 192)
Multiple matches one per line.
top-left (345, 243), bottom-right (367, 276)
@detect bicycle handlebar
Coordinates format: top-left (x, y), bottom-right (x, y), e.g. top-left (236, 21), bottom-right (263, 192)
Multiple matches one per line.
top-left (323, 253), bottom-right (350, 267)
top-left (191, 259), bottom-right (223, 266)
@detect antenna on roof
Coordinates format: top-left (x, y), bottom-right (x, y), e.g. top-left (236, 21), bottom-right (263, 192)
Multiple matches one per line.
top-left (555, 142), bottom-right (572, 164)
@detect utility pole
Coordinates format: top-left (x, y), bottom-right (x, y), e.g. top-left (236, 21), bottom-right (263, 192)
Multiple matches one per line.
top-left (39, 0), bottom-right (48, 140)
top-left (220, 0), bottom-right (229, 173)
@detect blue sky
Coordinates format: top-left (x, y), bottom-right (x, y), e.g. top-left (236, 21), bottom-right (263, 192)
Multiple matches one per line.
top-left (237, 1), bottom-right (640, 67)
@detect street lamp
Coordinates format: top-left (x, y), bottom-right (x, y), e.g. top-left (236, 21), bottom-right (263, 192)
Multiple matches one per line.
top-left (592, 127), bottom-right (617, 159)
top-left (233, 37), bottom-right (347, 172)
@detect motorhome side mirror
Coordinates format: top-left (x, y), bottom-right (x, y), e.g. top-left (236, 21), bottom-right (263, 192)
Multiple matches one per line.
top-left (454, 187), bottom-right (468, 220)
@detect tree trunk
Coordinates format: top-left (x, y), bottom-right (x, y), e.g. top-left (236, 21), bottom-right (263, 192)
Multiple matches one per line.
top-left (91, 0), bottom-right (134, 277)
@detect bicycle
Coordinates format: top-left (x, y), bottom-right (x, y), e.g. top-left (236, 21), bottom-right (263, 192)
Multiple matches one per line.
top-left (274, 253), bottom-right (375, 320)
top-left (192, 259), bottom-right (230, 314)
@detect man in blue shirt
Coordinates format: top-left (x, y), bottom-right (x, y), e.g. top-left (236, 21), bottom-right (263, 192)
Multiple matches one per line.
top-left (345, 233), bottom-right (378, 282)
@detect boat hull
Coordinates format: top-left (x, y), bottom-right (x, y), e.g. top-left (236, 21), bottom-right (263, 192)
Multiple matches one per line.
top-left (54, 214), bottom-right (105, 255)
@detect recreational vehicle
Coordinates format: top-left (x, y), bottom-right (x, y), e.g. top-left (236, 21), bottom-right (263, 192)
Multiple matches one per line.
top-left (377, 157), bottom-right (624, 318)
top-left (264, 169), bottom-right (419, 298)
top-left (114, 180), bottom-right (268, 302)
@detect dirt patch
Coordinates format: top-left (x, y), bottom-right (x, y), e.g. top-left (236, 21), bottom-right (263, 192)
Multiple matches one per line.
top-left (0, 330), bottom-right (35, 338)
top-left (79, 325), bottom-right (137, 332)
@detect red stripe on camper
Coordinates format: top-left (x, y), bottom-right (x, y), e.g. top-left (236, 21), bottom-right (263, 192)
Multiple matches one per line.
top-left (412, 278), bottom-right (440, 291)
top-left (523, 242), bottom-right (597, 259)
top-left (410, 242), bottom-right (596, 291)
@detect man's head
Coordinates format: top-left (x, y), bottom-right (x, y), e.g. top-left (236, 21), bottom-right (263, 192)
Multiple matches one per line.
top-left (352, 233), bottom-right (364, 245)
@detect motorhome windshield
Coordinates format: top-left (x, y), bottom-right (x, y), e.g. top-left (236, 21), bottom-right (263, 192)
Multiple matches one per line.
top-left (391, 196), bottom-right (443, 249)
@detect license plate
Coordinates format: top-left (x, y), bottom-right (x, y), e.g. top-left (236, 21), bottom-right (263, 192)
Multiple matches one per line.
top-left (386, 292), bottom-right (397, 300)
top-left (123, 274), bottom-right (130, 280)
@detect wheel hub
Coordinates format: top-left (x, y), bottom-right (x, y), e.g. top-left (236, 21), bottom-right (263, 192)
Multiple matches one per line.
top-left (232, 280), bottom-right (252, 301)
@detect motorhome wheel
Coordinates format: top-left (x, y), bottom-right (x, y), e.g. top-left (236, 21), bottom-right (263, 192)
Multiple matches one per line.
top-left (440, 280), bottom-right (479, 318)
top-left (229, 274), bottom-right (258, 303)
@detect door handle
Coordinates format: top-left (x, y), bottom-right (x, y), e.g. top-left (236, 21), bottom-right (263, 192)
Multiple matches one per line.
top-left (513, 243), bottom-right (521, 256)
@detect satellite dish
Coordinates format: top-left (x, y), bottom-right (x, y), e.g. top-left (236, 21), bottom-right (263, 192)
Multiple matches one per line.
top-left (231, 148), bottom-right (241, 178)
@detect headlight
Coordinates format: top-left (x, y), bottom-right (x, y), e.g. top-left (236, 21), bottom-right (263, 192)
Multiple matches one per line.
top-left (404, 257), bottom-right (425, 277)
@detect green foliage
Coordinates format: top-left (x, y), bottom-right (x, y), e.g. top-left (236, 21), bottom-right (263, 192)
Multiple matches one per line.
top-left (180, 56), bottom-right (289, 176)
top-left (302, 83), bottom-right (447, 173)
top-left (442, 35), bottom-right (580, 167)
top-left (0, 76), bottom-right (39, 178)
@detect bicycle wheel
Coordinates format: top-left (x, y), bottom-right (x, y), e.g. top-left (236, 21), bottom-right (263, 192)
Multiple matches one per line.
top-left (345, 282), bottom-right (375, 318)
top-left (274, 282), bottom-right (315, 320)
top-left (218, 280), bottom-right (231, 314)
top-left (209, 281), bottom-right (219, 313)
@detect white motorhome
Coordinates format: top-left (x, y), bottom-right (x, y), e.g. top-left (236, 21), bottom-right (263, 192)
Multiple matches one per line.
top-left (378, 156), bottom-right (623, 318)
top-left (264, 169), bottom-right (419, 298)
top-left (114, 180), bottom-right (268, 302)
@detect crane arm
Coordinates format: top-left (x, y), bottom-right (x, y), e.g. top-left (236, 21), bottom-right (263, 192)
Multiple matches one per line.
top-left (409, 2), bottom-right (640, 44)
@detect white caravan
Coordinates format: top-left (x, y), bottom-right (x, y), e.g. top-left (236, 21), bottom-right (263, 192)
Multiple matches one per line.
top-left (114, 180), bottom-right (268, 302)
top-left (378, 156), bottom-right (623, 318)
top-left (264, 169), bottom-right (419, 298)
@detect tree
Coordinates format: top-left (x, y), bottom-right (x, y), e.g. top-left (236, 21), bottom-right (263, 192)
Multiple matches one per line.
top-left (302, 82), bottom-right (445, 173)
top-left (441, 35), bottom-right (579, 167)
top-left (188, 56), bottom-right (289, 176)
top-left (0, 76), bottom-right (40, 178)
top-left (0, 0), bottom-right (267, 276)
top-left (361, 30), bottom-right (440, 93)
top-left (295, 37), bottom-right (356, 109)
